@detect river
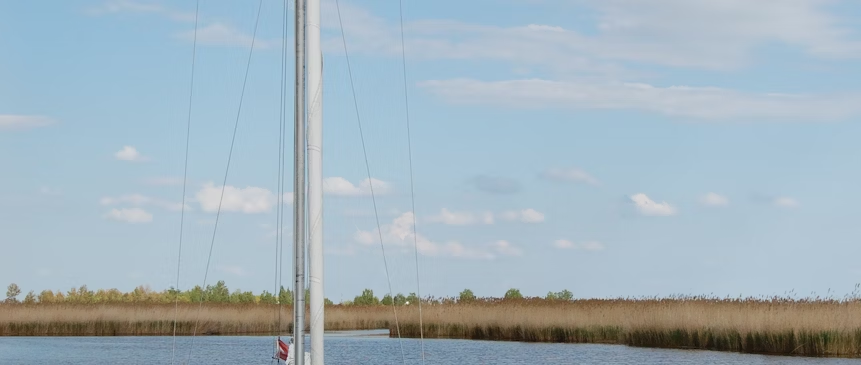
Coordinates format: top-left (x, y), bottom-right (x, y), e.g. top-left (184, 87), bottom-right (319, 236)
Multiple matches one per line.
top-left (1, 330), bottom-right (859, 364)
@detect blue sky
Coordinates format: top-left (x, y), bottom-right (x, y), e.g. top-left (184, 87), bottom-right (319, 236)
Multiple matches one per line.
top-left (3, 0), bottom-right (861, 301)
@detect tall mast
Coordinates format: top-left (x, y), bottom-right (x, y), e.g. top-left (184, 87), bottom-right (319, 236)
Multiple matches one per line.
top-left (306, 0), bottom-right (324, 362)
top-left (292, 0), bottom-right (307, 363)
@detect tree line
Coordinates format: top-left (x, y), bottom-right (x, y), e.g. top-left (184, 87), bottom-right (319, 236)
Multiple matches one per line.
top-left (4, 282), bottom-right (573, 305)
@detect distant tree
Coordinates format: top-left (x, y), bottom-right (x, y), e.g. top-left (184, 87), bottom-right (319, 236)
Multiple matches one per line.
top-left (405, 292), bottom-right (419, 305)
top-left (278, 286), bottom-right (293, 305)
top-left (324, 298), bottom-right (334, 306)
top-left (546, 290), bottom-right (573, 301)
top-left (393, 293), bottom-right (407, 306)
top-left (259, 290), bottom-right (277, 304)
top-left (5, 283), bottom-right (21, 303)
top-left (37, 290), bottom-right (55, 303)
top-left (381, 294), bottom-right (393, 306)
top-left (557, 289), bottom-right (573, 301)
top-left (205, 281), bottom-right (229, 302)
top-left (353, 289), bottom-right (379, 306)
top-left (458, 289), bottom-right (476, 303)
top-left (504, 288), bottom-right (522, 300)
top-left (23, 291), bottom-right (36, 304)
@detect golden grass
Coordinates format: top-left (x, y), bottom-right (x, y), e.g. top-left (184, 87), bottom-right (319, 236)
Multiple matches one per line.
top-left (4, 298), bottom-right (861, 357)
top-left (392, 298), bottom-right (861, 357)
top-left (0, 303), bottom-right (393, 336)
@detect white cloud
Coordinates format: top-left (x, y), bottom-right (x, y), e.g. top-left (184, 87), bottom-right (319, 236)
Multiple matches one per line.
top-left (324, 0), bottom-right (861, 71)
top-left (630, 193), bottom-right (676, 216)
top-left (427, 208), bottom-right (494, 226)
top-left (491, 240), bottom-right (523, 257)
top-left (700, 192), bottom-right (729, 207)
top-left (105, 208), bottom-right (153, 223)
top-left (0, 115), bottom-right (55, 130)
top-left (773, 196), bottom-right (800, 208)
top-left (419, 78), bottom-right (861, 121)
top-left (499, 208), bottom-right (545, 223)
top-left (195, 182), bottom-right (278, 214)
top-left (541, 168), bottom-right (600, 186)
top-left (100, 194), bottom-right (189, 211)
top-left (88, 0), bottom-right (196, 22)
top-left (354, 212), bottom-right (496, 260)
top-left (217, 265), bottom-right (247, 276)
top-left (323, 177), bottom-right (391, 197)
top-left (553, 239), bottom-right (604, 251)
top-left (175, 23), bottom-right (275, 49)
top-left (115, 146), bottom-right (147, 161)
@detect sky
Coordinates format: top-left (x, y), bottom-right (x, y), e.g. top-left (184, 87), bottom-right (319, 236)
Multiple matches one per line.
top-left (3, 0), bottom-right (861, 301)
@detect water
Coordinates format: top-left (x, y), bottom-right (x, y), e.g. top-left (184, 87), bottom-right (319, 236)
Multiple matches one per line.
top-left (1, 331), bottom-right (860, 364)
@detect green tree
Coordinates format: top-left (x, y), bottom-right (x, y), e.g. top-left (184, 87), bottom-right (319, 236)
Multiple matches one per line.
top-left (458, 289), bottom-right (476, 303)
top-left (504, 288), bottom-right (522, 300)
top-left (353, 289), bottom-right (379, 306)
top-left (393, 293), bottom-right (406, 306)
top-left (324, 298), bottom-right (334, 306)
top-left (557, 289), bottom-right (573, 301)
top-left (5, 283), bottom-right (21, 303)
top-left (545, 291), bottom-right (558, 300)
top-left (205, 281), bottom-right (229, 302)
top-left (406, 292), bottom-right (419, 305)
top-left (37, 290), bottom-right (55, 303)
top-left (381, 294), bottom-right (393, 306)
top-left (278, 286), bottom-right (293, 305)
top-left (259, 290), bottom-right (277, 304)
top-left (23, 291), bottom-right (36, 304)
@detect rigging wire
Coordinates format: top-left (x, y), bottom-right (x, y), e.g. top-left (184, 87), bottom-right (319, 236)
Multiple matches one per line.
top-left (335, 0), bottom-right (406, 363)
top-left (171, 0), bottom-right (199, 364)
top-left (397, 0), bottom-right (426, 362)
top-left (184, 0), bottom-right (265, 363)
top-left (273, 0), bottom-right (291, 361)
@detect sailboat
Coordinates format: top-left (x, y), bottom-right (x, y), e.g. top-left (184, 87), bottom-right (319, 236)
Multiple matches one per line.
top-left (277, 0), bottom-right (322, 363)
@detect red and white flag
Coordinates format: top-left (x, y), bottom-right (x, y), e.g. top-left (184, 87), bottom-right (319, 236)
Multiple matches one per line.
top-left (276, 338), bottom-right (290, 361)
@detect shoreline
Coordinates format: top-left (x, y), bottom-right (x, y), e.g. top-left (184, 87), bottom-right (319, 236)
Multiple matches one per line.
top-left (3, 301), bottom-right (861, 358)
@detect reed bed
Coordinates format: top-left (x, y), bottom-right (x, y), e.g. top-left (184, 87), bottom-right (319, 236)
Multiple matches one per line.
top-left (4, 298), bottom-right (861, 357)
top-left (0, 303), bottom-right (392, 336)
top-left (391, 298), bottom-right (861, 358)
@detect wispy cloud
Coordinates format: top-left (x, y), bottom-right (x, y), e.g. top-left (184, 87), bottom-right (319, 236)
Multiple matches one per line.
top-left (87, 0), bottom-right (195, 22)
top-left (498, 209), bottom-right (545, 223)
top-left (420, 79), bottom-right (861, 121)
top-left (700, 192), bottom-right (729, 207)
top-left (100, 194), bottom-right (188, 211)
top-left (773, 196), bottom-right (800, 208)
top-left (104, 208), bottom-right (153, 223)
top-left (174, 23), bottom-right (275, 49)
top-left (195, 183), bottom-right (288, 214)
top-left (324, 177), bottom-right (391, 197)
top-left (354, 212), bottom-right (508, 260)
top-left (115, 146), bottom-right (147, 162)
top-left (553, 239), bottom-right (604, 251)
top-left (427, 208), bottom-right (494, 226)
top-left (630, 193), bottom-right (676, 216)
top-left (0, 115), bottom-right (55, 130)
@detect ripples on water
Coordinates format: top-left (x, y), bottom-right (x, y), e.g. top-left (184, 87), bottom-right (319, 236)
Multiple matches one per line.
top-left (1, 331), bottom-right (859, 364)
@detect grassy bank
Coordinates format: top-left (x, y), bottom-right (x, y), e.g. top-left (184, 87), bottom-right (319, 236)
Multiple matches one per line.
top-left (4, 298), bottom-right (861, 358)
top-left (0, 303), bottom-right (393, 336)
top-left (391, 298), bottom-right (861, 358)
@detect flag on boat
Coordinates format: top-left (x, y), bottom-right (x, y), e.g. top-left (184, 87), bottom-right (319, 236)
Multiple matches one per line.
top-left (277, 338), bottom-right (290, 361)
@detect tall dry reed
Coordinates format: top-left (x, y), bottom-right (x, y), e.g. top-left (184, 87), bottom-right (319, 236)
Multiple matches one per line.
top-left (5, 298), bottom-right (861, 357)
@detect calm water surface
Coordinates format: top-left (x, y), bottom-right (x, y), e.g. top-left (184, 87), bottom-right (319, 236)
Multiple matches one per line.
top-left (2, 331), bottom-right (860, 364)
